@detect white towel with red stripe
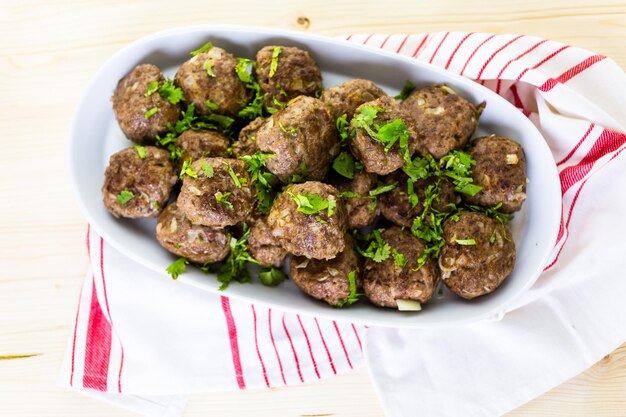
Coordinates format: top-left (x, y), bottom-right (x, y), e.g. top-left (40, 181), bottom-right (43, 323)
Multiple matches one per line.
top-left (59, 32), bottom-right (626, 417)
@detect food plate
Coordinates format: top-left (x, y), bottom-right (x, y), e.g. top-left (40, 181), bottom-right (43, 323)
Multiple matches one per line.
top-left (69, 25), bottom-right (561, 328)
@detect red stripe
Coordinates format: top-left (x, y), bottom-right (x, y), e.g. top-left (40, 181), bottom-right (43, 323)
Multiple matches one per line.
top-left (282, 314), bottom-right (304, 383)
top-left (296, 315), bottom-right (320, 379)
top-left (362, 34), bottom-right (374, 45)
top-left (460, 34), bottom-right (496, 76)
top-left (268, 309), bottom-right (287, 385)
top-left (559, 130), bottom-right (626, 194)
top-left (475, 35), bottom-right (524, 79)
top-left (411, 35), bottom-right (430, 58)
top-left (516, 45), bottom-right (570, 81)
top-left (557, 123), bottom-right (595, 166)
top-left (428, 32), bottom-right (450, 64)
top-left (510, 84), bottom-right (530, 117)
top-left (99, 238), bottom-right (123, 392)
top-left (538, 55), bottom-right (607, 92)
top-left (333, 321), bottom-right (353, 369)
top-left (345, 34), bottom-right (353, 41)
top-left (395, 34), bottom-right (410, 53)
top-left (496, 39), bottom-right (548, 93)
top-left (314, 318), bottom-right (336, 374)
top-left (351, 324), bottom-right (363, 351)
top-left (444, 32), bottom-right (474, 69)
top-left (220, 296), bottom-right (246, 389)
top-left (379, 34), bottom-right (392, 49)
top-left (86, 224), bottom-right (91, 256)
top-left (251, 305), bottom-right (270, 388)
top-left (82, 276), bottom-right (112, 391)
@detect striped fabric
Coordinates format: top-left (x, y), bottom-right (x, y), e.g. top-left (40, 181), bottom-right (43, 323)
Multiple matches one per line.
top-left (60, 32), bottom-right (626, 416)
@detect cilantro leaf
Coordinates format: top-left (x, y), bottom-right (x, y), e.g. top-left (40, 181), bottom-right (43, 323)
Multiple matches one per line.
top-left (240, 152), bottom-right (277, 213)
top-left (215, 191), bottom-right (233, 208)
top-left (259, 267), bottom-right (286, 287)
top-left (116, 190), bottom-right (134, 205)
top-left (395, 80), bottom-right (415, 101)
top-left (369, 182), bottom-right (397, 196)
top-left (336, 114), bottom-right (350, 142)
top-left (145, 107), bottom-right (159, 119)
top-left (235, 57), bottom-right (253, 83)
top-left (332, 151), bottom-right (356, 179)
top-left (157, 79), bottom-right (184, 105)
top-left (144, 81), bottom-right (159, 97)
top-left (288, 192), bottom-right (337, 217)
top-left (134, 145), bottom-right (147, 159)
top-left (179, 159), bottom-right (197, 179)
top-left (204, 60), bottom-right (216, 77)
top-left (358, 229), bottom-right (391, 263)
top-left (392, 249), bottom-right (408, 268)
top-left (166, 257), bottom-right (188, 280)
top-left (439, 150), bottom-right (482, 196)
top-left (403, 156), bottom-right (431, 181)
top-left (269, 46), bottom-right (281, 78)
top-left (204, 224), bottom-right (257, 291)
top-left (190, 41), bottom-right (213, 56)
top-left (335, 271), bottom-right (362, 308)
top-left (339, 191), bottom-right (362, 198)
top-left (205, 99), bottom-right (219, 111)
top-left (223, 161), bottom-right (242, 188)
top-left (455, 239), bottom-right (476, 245)
top-left (201, 160), bottom-right (214, 177)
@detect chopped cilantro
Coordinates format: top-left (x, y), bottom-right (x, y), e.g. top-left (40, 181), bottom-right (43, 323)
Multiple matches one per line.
top-left (369, 182), bottom-right (397, 196)
top-left (335, 271), bottom-right (361, 308)
top-left (190, 41), bottom-right (213, 56)
top-left (166, 257), bottom-right (188, 280)
top-left (336, 114), bottom-right (350, 143)
top-left (144, 81), bottom-right (159, 97)
top-left (145, 107), bottom-right (159, 119)
top-left (278, 121), bottom-right (297, 133)
top-left (288, 192), bottom-right (336, 217)
top-left (455, 239), bottom-right (476, 245)
top-left (237, 57), bottom-right (265, 119)
top-left (235, 57), bottom-right (253, 83)
top-left (116, 190), bottom-right (134, 205)
top-left (134, 145), bottom-right (147, 159)
top-left (332, 151), bottom-right (356, 179)
top-left (439, 150), bottom-right (482, 196)
top-left (339, 191), bottom-right (361, 198)
top-left (353, 105), bottom-right (384, 137)
top-left (151, 201), bottom-right (161, 209)
top-left (403, 156), bottom-right (432, 182)
top-left (223, 161), bottom-right (242, 188)
top-left (353, 105), bottom-right (411, 162)
top-left (407, 179), bottom-right (419, 208)
top-left (395, 80), bottom-right (415, 101)
top-left (206, 224), bottom-right (257, 291)
top-left (179, 159), bottom-right (197, 179)
top-left (259, 267), bottom-right (286, 287)
top-left (206, 113), bottom-right (235, 130)
top-left (200, 161), bottom-right (214, 178)
top-left (358, 229), bottom-right (391, 263)
top-left (269, 46), bottom-right (281, 78)
top-left (205, 99), bottom-right (219, 111)
top-left (215, 191), bottom-right (233, 208)
top-left (392, 249), bottom-right (408, 268)
top-left (204, 60), bottom-right (216, 77)
top-left (157, 79), bottom-right (184, 105)
top-left (240, 152), bottom-right (277, 213)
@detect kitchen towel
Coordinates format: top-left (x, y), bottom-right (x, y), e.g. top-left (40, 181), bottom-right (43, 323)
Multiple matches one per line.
top-left (59, 32), bottom-right (626, 417)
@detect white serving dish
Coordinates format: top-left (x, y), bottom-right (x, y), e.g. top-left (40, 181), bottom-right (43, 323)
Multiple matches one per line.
top-left (69, 25), bottom-right (561, 328)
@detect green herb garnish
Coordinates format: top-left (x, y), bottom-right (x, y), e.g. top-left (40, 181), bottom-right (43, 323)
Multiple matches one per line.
top-left (205, 99), bottom-right (219, 111)
top-left (335, 271), bottom-right (361, 308)
top-left (332, 151), bottom-right (356, 179)
top-left (200, 160), bottom-right (214, 178)
top-left (269, 46), bottom-right (281, 78)
top-left (369, 182), bottom-right (397, 196)
top-left (166, 258), bottom-right (188, 280)
top-left (204, 60), bottom-right (216, 77)
top-left (144, 107), bottom-right (159, 119)
top-left (392, 249), bottom-right (408, 268)
top-left (358, 229), bottom-right (391, 263)
top-left (259, 267), bottom-right (286, 287)
top-left (336, 114), bottom-right (350, 143)
top-left (455, 239), bottom-right (476, 245)
top-left (223, 161), bottom-right (242, 188)
top-left (395, 80), bottom-right (415, 101)
top-left (134, 145), bottom-right (147, 159)
top-left (190, 41), bottom-right (213, 56)
top-left (215, 191), bottom-right (233, 208)
top-left (288, 192), bottom-right (337, 217)
top-left (116, 190), bottom-right (134, 205)
top-left (179, 159), bottom-right (198, 179)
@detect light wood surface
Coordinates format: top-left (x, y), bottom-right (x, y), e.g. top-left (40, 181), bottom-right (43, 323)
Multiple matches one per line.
top-left (1, 0), bottom-right (625, 415)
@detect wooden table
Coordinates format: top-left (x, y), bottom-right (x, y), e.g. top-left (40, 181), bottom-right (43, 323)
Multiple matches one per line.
top-left (2, 0), bottom-right (625, 415)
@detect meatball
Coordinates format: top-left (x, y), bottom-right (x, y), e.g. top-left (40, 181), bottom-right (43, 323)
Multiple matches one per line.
top-left (402, 85), bottom-right (483, 159)
top-left (464, 135), bottom-right (527, 213)
top-left (248, 215), bottom-right (287, 268)
top-left (156, 202), bottom-right (230, 264)
top-left (177, 157), bottom-right (255, 227)
top-left (363, 227), bottom-right (439, 308)
top-left (439, 212), bottom-right (515, 299)
top-left (267, 181), bottom-right (347, 260)
top-left (321, 79), bottom-right (386, 120)
top-left (256, 96), bottom-right (339, 183)
top-left (379, 174), bottom-right (459, 227)
top-left (232, 117), bottom-right (264, 157)
top-left (174, 46), bottom-right (250, 116)
top-left (102, 146), bottom-right (177, 218)
top-left (290, 235), bottom-right (361, 306)
top-left (255, 45), bottom-right (323, 106)
top-left (111, 64), bottom-right (181, 145)
top-left (176, 129), bottom-right (230, 168)
top-left (349, 96), bottom-right (418, 175)
top-left (333, 171), bottom-right (379, 229)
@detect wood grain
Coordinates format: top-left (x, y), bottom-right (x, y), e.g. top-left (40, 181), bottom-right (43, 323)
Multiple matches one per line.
top-left (1, 0), bottom-right (625, 415)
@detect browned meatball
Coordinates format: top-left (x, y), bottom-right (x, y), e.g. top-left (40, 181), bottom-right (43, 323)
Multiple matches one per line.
top-left (111, 64), bottom-right (181, 145)
top-left (232, 117), bottom-right (264, 157)
top-left (363, 227), bottom-right (439, 308)
top-left (290, 235), bottom-right (361, 306)
top-left (177, 157), bottom-right (255, 227)
top-left (464, 135), bottom-right (527, 213)
top-left (267, 182), bottom-right (347, 260)
top-left (248, 215), bottom-right (287, 268)
top-left (176, 129), bottom-right (230, 169)
top-left (333, 171), bottom-right (379, 229)
top-left (156, 202), bottom-right (230, 264)
top-left (402, 85), bottom-right (484, 159)
top-left (321, 79), bottom-right (387, 120)
top-left (255, 45), bottom-right (323, 106)
top-left (439, 212), bottom-right (515, 299)
top-left (256, 96), bottom-right (339, 183)
top-left (102, 147), bottom-right (177, 218)
top-left (349, 96), bottom-right (418, 175)
top-left (174, 46), bottom-right (250, 116)
top-left (379, 174), bottom-right (459, 227)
